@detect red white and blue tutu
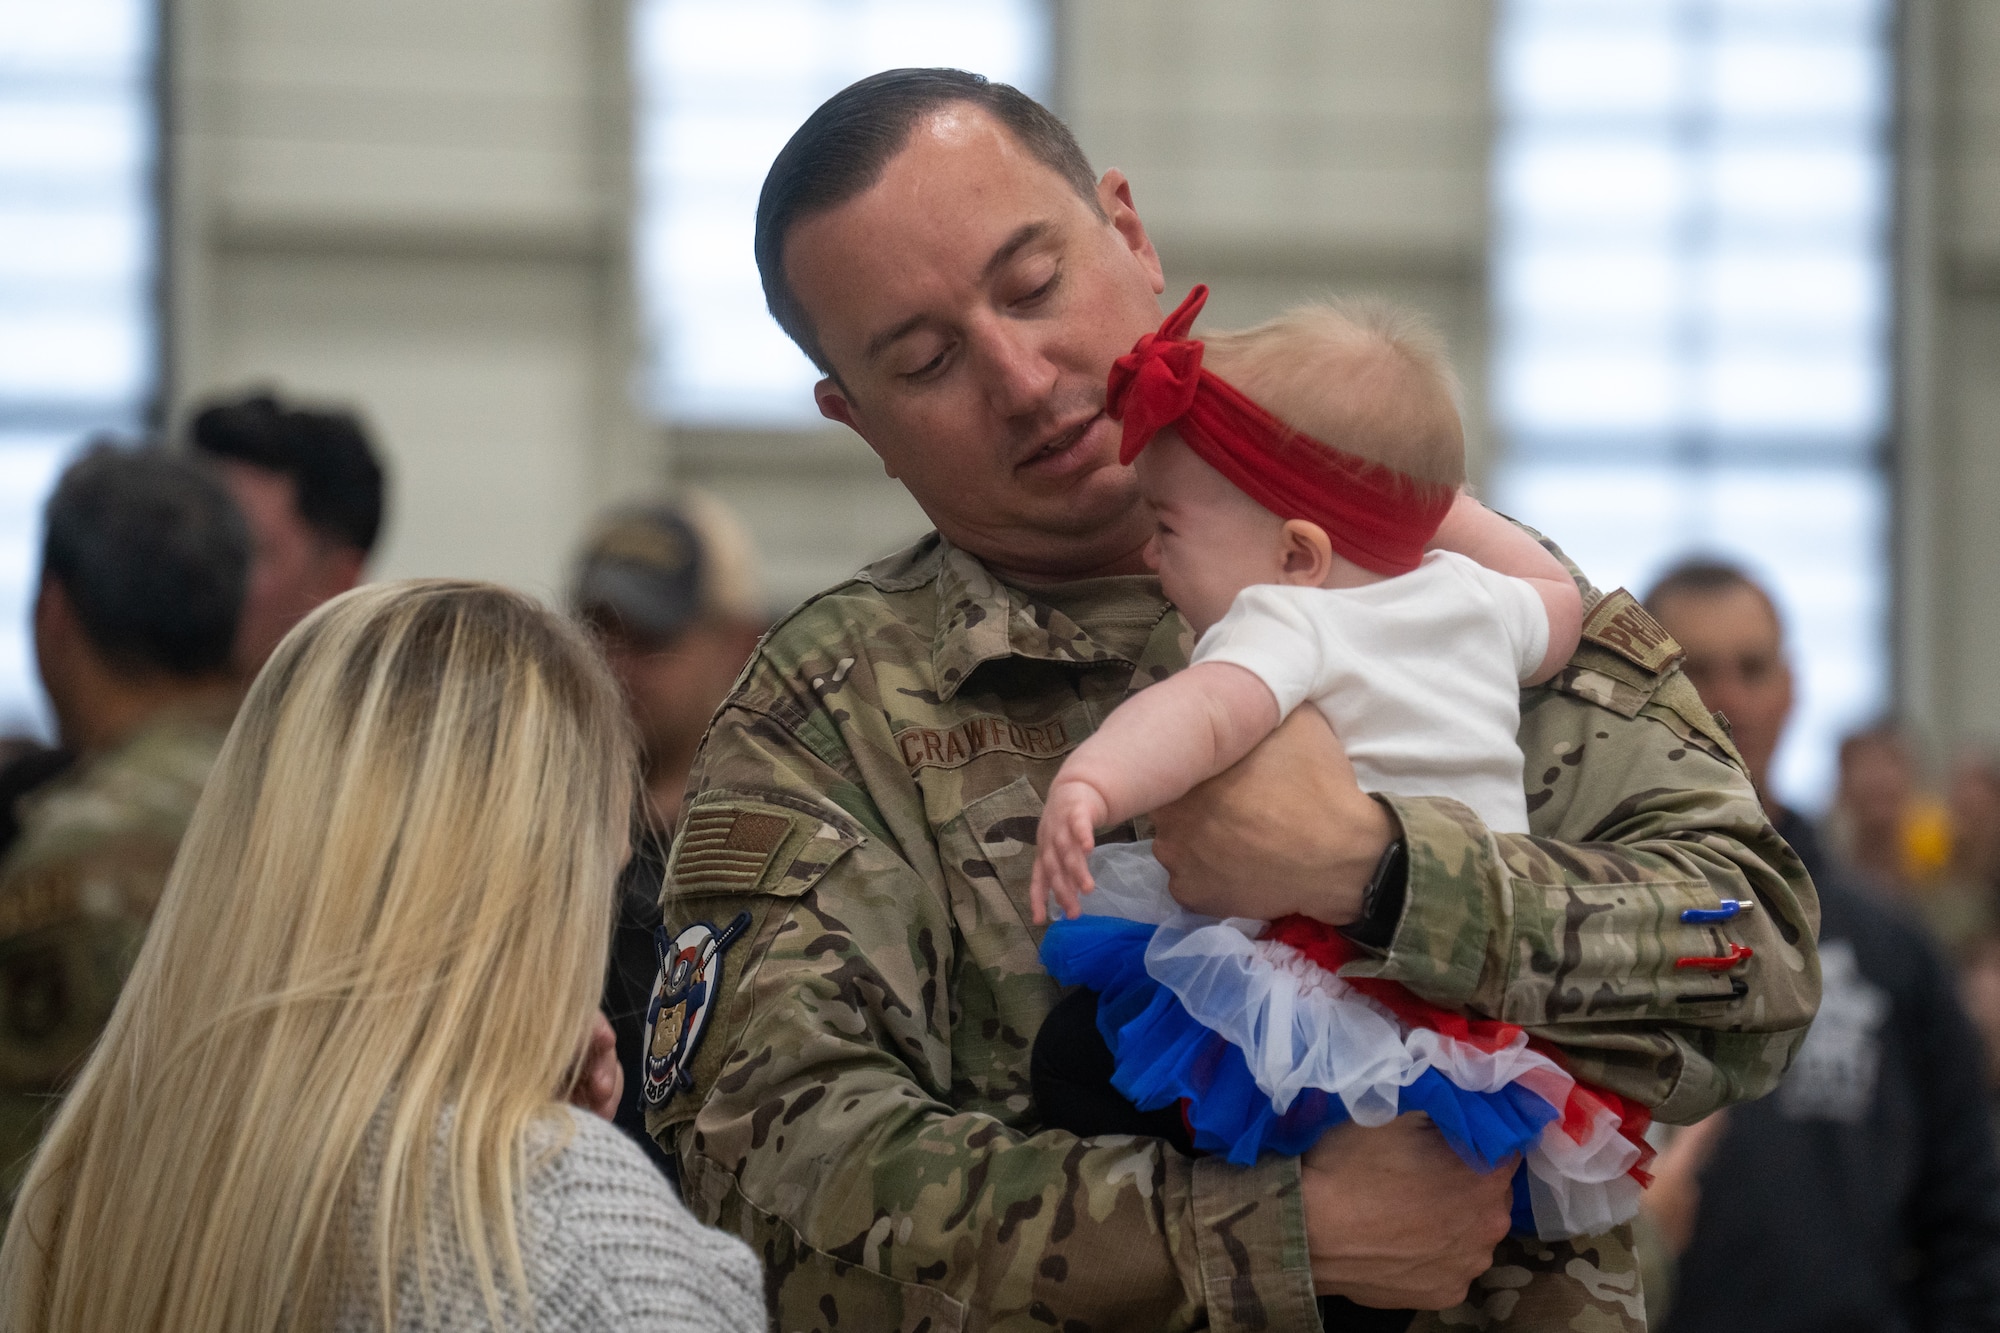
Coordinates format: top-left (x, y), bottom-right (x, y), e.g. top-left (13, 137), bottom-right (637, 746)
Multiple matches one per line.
top-left (1041, 843), bottom-right (1654, 1241)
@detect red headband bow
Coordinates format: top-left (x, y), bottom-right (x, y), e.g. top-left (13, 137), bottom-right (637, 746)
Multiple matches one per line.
top-left (1107, 285), bottom-right (1453, 576)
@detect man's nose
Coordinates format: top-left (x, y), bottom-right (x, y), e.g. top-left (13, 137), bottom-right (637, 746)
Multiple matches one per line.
top-left (973, 319), bottom-right (1059, 419)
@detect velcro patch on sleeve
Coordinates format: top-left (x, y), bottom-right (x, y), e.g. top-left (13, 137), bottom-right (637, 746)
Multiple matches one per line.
top-left (1581, 589), bottom-right (1684, 675)
top-left (668, 799), bottom-right (863, 903)
top-left (673, 806), bottom-right (793, 894)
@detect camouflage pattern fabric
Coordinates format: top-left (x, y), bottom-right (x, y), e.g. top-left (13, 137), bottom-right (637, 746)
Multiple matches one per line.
top-left (1417, 1229), bottom-right (1646, 1333)
top-left (0, 704), bottom-right (231, 1221)
top-left (649, 533), bottom-right (1820, 1332)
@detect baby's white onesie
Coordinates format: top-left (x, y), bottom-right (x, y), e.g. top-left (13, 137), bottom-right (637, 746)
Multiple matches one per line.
top-left (1191, 549), bottom-right (1550, 833)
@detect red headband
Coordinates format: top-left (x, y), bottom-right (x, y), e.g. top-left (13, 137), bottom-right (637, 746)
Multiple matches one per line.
top-left (1108, 285), bottom-right (1454, 577)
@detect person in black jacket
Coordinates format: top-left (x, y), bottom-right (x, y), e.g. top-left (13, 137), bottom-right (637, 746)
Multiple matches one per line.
top-left (1645, 559), bottom-right (2000, 1332)
top-left (570, 497), bottom-right (768, 1176)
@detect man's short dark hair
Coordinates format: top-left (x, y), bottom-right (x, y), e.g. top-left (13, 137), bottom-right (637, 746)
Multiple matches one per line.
top-left (42, 443), bottom-right (250, 679)
top-left (755, 68), bottom-right (1102, 376)
top-left (1644, 557), bottom-right (1783, 635)
top-left (188, 391), bottom-right (386, 555)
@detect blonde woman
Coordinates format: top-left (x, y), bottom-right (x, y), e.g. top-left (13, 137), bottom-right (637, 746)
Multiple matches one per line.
top-left (0, 581), bottom-right (765, 1331)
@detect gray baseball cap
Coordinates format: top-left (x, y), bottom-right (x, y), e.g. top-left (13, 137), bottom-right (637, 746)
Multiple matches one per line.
top-left (572, 496), bottom-right (763, 641)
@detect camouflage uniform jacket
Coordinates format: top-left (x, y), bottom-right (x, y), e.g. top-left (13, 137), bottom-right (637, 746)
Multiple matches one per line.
top-left (649, 533), bottom-right (1820, 1333)
top-left (0, 703), bottom-right (231, 1215)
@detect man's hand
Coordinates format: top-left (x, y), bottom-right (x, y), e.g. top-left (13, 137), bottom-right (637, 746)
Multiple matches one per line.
top-left (567, 1010), bottom-right (624, 1121)
top-left (1151, 707), bottom-right (1392, 925)
top-left (1032, 781), bottom-right (1109, 923)
top-left (1303, 1114), bottom-right (1514, 1307)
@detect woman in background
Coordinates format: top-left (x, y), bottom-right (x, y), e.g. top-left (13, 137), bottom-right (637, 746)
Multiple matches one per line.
top-left (0, 581), bottom-right (764, 1331)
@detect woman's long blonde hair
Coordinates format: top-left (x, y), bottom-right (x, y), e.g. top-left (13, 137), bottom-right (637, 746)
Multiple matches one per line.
top-left (0, 580), bottom-right (636, 1330)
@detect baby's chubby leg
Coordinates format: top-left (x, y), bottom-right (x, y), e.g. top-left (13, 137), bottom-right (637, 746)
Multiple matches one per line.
top-left (1409, 1227), bottom-right (1647, 1333)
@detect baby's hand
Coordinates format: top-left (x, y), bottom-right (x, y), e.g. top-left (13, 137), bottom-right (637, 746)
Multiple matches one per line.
top-left (1032, 782), bottom-right (1110, 924)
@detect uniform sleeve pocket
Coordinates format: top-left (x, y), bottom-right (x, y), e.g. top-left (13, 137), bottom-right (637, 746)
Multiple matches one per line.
top-left (1501, 878), bottom-right (1758, 1024)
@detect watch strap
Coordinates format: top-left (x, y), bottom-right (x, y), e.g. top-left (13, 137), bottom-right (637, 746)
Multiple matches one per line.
top-left (1338, 836), bottom-right (1408, 951)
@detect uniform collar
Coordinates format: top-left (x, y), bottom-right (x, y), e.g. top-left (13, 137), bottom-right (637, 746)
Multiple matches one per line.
top-left (75, 693), bottom-right (238, 765)
top-left (927, 537), bottom-right (1181, 702)
top-left (18, 697), bottom-right (234, 830)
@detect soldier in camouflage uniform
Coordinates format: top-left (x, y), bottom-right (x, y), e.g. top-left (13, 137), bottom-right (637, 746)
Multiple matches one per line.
top-left (645, 72), bottom-right (1820, 1331)
top-left (0, 446), bottom-right (247, 1219)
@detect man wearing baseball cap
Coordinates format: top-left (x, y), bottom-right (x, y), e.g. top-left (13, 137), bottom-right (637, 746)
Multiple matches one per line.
top-left (572, 493), bottom-right (768, 1172)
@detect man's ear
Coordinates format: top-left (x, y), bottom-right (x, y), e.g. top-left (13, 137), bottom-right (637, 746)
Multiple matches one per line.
top-left (33, 576), bottom-right (69, 649)
top-left (1097, 170), bottom-right (1165, 296)
top-left (33, 575), bottom-right (80, 686)
top-left (311, 543), bottom-right (368, 600)
top-left (1278, 520), bottom-right (1333, 587)
top-left (814, 376), bottom-right (855, 429)
top-left (815, 377), bottom-right (897, 479)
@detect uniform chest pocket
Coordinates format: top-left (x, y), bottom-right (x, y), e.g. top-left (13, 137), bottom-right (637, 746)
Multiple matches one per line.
top-left (935, 775), bottom-right (1045, 958)
top-left (933, 775), bottom-right (1061, 1116)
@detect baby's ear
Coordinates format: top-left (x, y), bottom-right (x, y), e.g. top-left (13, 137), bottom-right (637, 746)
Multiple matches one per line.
top-left (1279, 520), bottom-right (1333, 586)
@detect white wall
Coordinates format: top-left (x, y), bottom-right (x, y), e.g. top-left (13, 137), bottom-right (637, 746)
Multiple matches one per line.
top-left (166, 0), bottom-right (651, 604)
top-left (1897, 0), bottom-right (2000, 751)
top-left (1064, 0), bottom-right (1495, 473)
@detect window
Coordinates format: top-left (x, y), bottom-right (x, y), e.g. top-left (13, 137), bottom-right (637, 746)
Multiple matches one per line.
top-left (633, 0), bottom-right (1053, 427)
top-left (0, 0), bottom-right (158, 734)
top-left (1490, 0), bottom-right (1893, 807)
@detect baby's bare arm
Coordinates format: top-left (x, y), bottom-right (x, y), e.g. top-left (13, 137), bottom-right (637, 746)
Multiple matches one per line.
top-left (1056, 662), bottom-right (1284, 825)
top-left (1429, 493), bottom-right (1582, 684)
top-left (1032, 663), bottom-right (1282, 921)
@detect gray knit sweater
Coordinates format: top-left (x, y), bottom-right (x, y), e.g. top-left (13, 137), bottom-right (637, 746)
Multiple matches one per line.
top-left (332, 1108), bottom-right (765, 1331)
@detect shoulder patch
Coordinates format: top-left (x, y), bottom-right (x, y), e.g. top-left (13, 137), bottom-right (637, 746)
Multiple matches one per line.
top-left (0, 869), bottom-right (79, 942)
top-left (1581, 589), bottom-right (1683, 675)
top-left (641, 911), bottom-right (751, 1108)
top-left (668, 796), bottom-right (863, 901)
top-left (674, 807), bottom-right (792, 893)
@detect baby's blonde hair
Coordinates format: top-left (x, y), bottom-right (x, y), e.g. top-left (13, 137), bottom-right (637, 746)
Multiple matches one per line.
top-left (1201, 298), bottom-right (1466, 491)
top-left (0, 580), bottom-right (635, 1332)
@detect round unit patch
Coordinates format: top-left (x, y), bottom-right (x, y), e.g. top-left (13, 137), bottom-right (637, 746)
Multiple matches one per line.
top-left (641, 911), bottom-right (751, 1109)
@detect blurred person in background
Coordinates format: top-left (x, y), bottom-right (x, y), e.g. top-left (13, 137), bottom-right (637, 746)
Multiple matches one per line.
top-left (1641, 558), bottom-right (2000, 1332)
top-left (1964, 934), bottom-right (2000, 1126)
top-left (1830, 721), bottom-right (1954, 902)
top-left (188, 389), bottom-right (388, 678)
top-left (1949, 753), bottom-right (2000, 1117)
top-left (0, 582), bottom-right (765, 1331)
top-left (570, 494), bottom-right (767, 1173)
top-left (0, 445), bottom-right (248, 1221)
top-left (1929, 747), bottom-right (2000, 960)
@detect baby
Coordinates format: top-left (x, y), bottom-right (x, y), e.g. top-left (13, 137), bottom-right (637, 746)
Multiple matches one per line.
top-left (1028, 287), bottom-right (1651, 1328)
top-left (1031, 294), bottom-right (1578, 914)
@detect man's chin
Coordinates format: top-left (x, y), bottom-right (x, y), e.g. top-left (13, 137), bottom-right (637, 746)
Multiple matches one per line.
top-left (944, 474), bottom-right (1150, 581)
top-left (1035, 457), bottom-right (1144, 532)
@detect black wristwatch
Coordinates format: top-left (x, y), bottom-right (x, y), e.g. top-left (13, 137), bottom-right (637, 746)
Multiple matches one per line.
top-left (1338, 836), bottom-right (1409, 951)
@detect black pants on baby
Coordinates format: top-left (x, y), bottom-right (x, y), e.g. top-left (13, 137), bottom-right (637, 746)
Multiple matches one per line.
top-left (1031, 987), bottom-right (1415, 1333)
